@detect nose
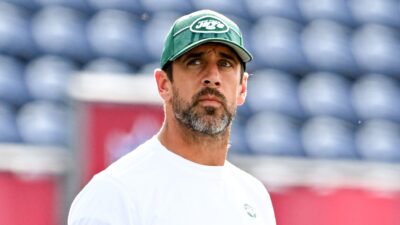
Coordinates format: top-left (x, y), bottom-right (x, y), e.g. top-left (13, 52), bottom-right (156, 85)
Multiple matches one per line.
top-left (202, 63), bottom-right (221, 87)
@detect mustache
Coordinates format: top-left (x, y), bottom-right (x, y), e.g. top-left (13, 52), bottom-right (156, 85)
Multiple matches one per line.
top-left (192, 87), bottom-right (227, 106)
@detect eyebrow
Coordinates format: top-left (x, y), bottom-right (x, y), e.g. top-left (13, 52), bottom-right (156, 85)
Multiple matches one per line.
top-left (180, 52), bottom-right (204, 62)
top-left (180, 51), bottom-right (239, 63)
top-left (219, 52), bottom-right (238, 62)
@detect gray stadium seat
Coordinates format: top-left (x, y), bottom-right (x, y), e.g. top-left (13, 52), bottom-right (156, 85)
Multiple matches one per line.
top-left (348, 0), bottom-right (400, 28)
top-left (0, 55), bottom-right (30, 106)
top-left (86, 0), bottom-right (143, 13)
top-left (0, 2), bottom-right (37, 58)
top-left (138, 61), bottom-right (162, 75)
top-left (17, 101), bottom-right (68, 146)
top-left (356, 119), bottom-right (400, 162)
top-left (298, 0), bottom-right (354, 26)
top-left (32, 6), bottom-right (92, 62)
top-left (244, 0), bottom-right (303, 22)
top-left (3, 0), bottom-right (39, 11)
top-left (298, 72), bottom-right (356, 121)
top-left (140, 0), bottom-right (193, 13)
top-left (229, 116), bottom-right (250, 154)
top-left (25, 55), bottom-right (79, 102)
top-left (250, 16), bottom-right (309, 74)
top-left (84, 58), bottom-right (136, 74)
top-left (245, 112), bottom-right (303, 156)
top-left (35, 0), bottom-right (91, 12)
top-left (0, 102), bottom-right (21, 143)
top-left (246, 69), bottom-right (304, 118)
top-left (190, 0), bottom-right (250, 19)
top-left (351, 74), bottom-right (400, 122)
top-left (351, 24), bottom-right (400, 76)
top-left (301, 20), bottom-right (360, 76)
top-left (301, 116), bottom-right (358, 159)
top-left (142, 12), bottom-right (182, 61)
top-left (87, 9), bottom-right (150, 66)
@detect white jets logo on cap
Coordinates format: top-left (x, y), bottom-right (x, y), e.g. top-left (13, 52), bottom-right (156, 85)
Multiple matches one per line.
top-left (190, 16), bottom-right (229, 33)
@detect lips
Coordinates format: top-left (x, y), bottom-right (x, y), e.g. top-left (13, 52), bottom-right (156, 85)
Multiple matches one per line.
top-left (193, 88), bottom-right (227, 107)
top-left (198, 95), bottom-right (222, 104)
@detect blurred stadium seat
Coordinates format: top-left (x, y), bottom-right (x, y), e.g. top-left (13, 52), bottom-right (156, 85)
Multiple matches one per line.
top-left (138, 61), bottom-right (160, 74)
top-left (351, 24), bottom-right (400, 76)
top-left (32, 6), bottom-right (92, 62)
top-left (250, 16), bottom-right (309, 74)
top-left (301, 20), bottom-right (360, 76)
top-left (84, 57), bottom-right (136, 74)
top-left (142, 12), bottom-right (182, 61)
top-left (351, 74), bottom-right (400, 122)
top-left (0, 2), bottom-right (37, 58)
top-left (301, 116), bottom-right (358, 159)
top-left (16, 101), bottom-right (68, 146)
top-left (0, 55), bottom-right (30, 106)
top-left (191, 0), bottom-right (249, 19)
top-left (348, 0), bottom-right (400, 28)
top-left (140, 0), bottom-right (192, 13)
top-left (297, 0), bottom-right (354, 26)
top-left (244, 0), bottom-right (303, 22)
top-left (3, 0), bottom-right (39, 11)
top-left (34, 0), bottom-right (91, 12)
top-left (25, 55), bottom-right (79, 102)
top-left (356, 119), bottom-right (400, 162)
top-left (0, 0), bottom-right (399, 165)
top-left (87, 9), bottom-right (151, 66)
top-left (0, 102), bottom-right (21, 142)
top-left (1, 2), bottom-right (400, 225)
top-left (245, 112), bottom-right (303, 156)
top-left (229, 116), bottom-right (250, 154)
top-left (298, 72), bottom-right (356, 121)
top-left (86, 0), bottom-right (143, 13)
top-left (246, 69), bottom-right (304, 118)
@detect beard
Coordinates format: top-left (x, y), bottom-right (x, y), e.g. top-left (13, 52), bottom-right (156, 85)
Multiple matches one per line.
top-left (172, 87), bottom-right (235, 136)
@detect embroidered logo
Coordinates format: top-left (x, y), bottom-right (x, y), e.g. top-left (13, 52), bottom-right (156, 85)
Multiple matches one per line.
top-left (244, 203), bottom-right (257, 218)
top-left (190, 16), bottom-right (229, 33)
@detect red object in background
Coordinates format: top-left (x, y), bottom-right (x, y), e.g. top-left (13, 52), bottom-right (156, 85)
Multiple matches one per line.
top-left (0, 172), bottom-right (61, 225)
top-left (270, 186), bottom-right (400, 225)
top-left (77, 102), bottom-right (164, 186)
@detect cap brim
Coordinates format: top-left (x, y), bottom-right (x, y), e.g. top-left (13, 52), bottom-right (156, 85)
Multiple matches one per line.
top-left (170, 38), bottom-right (253, 63)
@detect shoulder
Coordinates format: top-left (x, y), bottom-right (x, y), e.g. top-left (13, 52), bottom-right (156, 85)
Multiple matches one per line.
top-left (226, 162), bottom-right (264, 186)
top-left (226, 161), bottom-right (271, 195)
top-left (101, 136), bottom-right (168, 185)
top-left (68, 175), bottom-right (139, 225)
top-left (68, 137), bottom-right (167, 224)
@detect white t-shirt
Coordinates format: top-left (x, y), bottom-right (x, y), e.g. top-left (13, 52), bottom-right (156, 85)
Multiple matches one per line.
top-left (68, 136), bottom-right (276, 225)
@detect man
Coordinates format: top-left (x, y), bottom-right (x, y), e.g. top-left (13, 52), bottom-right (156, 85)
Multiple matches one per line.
top-left (68, 9), bottom-right (276, 225)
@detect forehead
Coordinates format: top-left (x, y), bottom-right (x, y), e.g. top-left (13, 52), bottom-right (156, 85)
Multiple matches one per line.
top-left (178, 43), bottom-right (241, 61)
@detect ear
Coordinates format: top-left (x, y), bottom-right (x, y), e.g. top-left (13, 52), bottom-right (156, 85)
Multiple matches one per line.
top-left (155, 69), bottom-right (172, 101)
top-left (236, 72), bottom-right (248, 106)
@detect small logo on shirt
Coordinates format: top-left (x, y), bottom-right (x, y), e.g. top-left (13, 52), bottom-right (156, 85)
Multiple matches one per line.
top-left (190, 16), bottom-right (229, 33)
top-left (244, 203), bottom-right (257, 218)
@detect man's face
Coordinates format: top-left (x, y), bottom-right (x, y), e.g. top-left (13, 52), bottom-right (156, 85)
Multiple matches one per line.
top-left (169, 43), bottom-right (247, 136)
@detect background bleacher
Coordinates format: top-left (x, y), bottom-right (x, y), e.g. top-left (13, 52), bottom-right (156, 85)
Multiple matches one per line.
top-left (1, 0), bottom-right (400, 164)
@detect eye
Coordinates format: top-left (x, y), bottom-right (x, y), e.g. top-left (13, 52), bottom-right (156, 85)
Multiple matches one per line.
top-left (187, 58), bottom-right (202, 66)
top-left (218, 59), bottom-right (233, 68)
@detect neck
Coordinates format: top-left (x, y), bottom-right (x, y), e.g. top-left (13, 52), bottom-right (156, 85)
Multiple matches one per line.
top-left (157, 115), bottom-right (231, 166)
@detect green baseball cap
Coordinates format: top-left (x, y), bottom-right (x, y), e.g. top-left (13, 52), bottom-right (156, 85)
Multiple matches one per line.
top-left (160, 10), bottom-right (253, 69)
